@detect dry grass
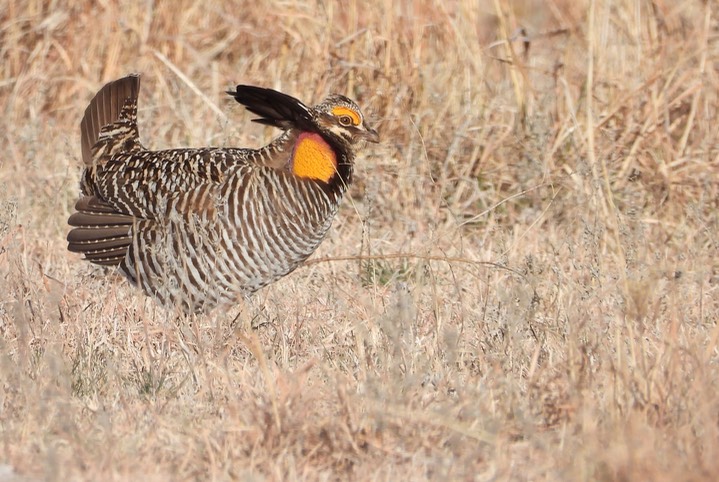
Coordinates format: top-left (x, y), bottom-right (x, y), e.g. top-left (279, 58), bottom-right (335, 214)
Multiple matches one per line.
top-left (1, 0), bottom-right (719, 480)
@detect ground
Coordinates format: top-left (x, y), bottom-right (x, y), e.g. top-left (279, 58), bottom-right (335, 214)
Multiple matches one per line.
top-left (1, 0), bottom-right (718, 480)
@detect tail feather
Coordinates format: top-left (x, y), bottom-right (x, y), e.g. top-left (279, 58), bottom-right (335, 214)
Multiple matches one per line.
top-left (67, 195), bottom-right (135, 267)
top-left (67, 226), bottom-right (133, 246)
top-left (226, 85), bottom-right (314, 131)
top-left (75, 244), bottom-right (131, 266)
top-left (80, 74), bottom-right (141, 166)
top-left (72, 74), bottom-right (146, 268)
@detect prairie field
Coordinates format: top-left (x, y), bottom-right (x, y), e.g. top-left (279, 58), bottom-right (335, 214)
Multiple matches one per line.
top-left (2, 0), bottom-right (719, 480)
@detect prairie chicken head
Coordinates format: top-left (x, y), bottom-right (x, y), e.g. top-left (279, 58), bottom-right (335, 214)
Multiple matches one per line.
top-left (311, 94), bottom-right (380, 146)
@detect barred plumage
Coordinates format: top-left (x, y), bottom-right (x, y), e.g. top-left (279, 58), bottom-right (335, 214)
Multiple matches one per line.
top-left (67, 74), bottom-right (379, 313)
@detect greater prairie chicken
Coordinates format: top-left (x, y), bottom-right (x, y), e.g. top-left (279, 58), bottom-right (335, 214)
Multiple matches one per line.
top-left (67, 74), bottom-right (379, 313)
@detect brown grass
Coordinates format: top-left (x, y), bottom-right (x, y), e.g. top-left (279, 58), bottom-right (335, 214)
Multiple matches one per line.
top-left (2, 0), bottom-right (719, 480)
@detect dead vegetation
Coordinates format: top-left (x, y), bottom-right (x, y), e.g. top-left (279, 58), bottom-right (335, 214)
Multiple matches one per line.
top-left (1, 0), bottom-right (718, 480)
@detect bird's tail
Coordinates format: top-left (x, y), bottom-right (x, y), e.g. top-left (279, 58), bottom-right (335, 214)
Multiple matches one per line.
top-left (80, 74), bottom-right (142, 166)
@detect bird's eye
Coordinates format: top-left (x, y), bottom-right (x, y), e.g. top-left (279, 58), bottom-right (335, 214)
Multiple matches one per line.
top-left (338, 115), bottom-right (353, 126)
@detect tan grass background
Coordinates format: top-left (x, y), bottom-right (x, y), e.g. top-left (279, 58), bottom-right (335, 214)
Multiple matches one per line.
top-left (1, 0), bottom-right (719, 480)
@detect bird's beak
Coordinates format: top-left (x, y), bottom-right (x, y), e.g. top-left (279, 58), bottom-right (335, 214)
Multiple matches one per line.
top-left (363, 125), bottom-right (380, 143)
